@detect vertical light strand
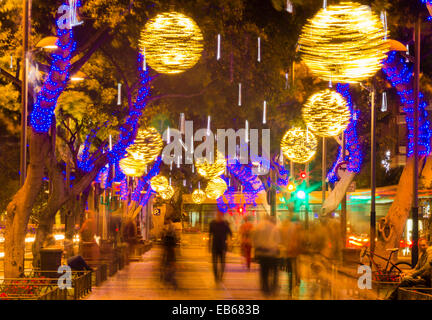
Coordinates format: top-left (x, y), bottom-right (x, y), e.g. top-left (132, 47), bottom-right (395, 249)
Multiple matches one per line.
top-left (179, 113), bottom-right (185, 134)
top-left (192, 163), bottom-right (195, 173)
top-left (109, 134), bottom-right (112, 151)
top-left (285, 72), bottom-right (289, 89)
top-left (238, 83), bottom-right (242, 106)
top-left (207, 115), bottom-right (211, 136)
top-left (183, 179), bottom-right (187, 186)
top-left (323, 0), bottom-right (327, 9)
top-left (353, 104), bottom-right (358, 121)
top-left (286, 0), bottom-right (293, 13)
top-left (143, 47), bottom-right (147, 71)
top-left (245, 120), bottom-right (249, 143)
top-left (279, 148), bottom-right (284, 165)
top-left (169, 176), bottom-right (172, 186)
top-left (263, 101), bottom-right (267, 124)
top-left (381, 92), bottom-right (388, 112)
top-left (117, 83), bottom-right (122, 105)
top-left (406, 44), bottom-right (410, 63)
top-left (177, 155), bottom-right (181, 168)
top-left (217, 34), bottom-right (221, 60)
top-left (198, 181), bottom-right (201, 190)
top-left (10, 55), bottom-right (13, 69)
top-left (257, 37), bottom-right (261, 62)
top-left (167, 126), bottom-right (170, 143)
top-left (380, 11), bottom-right (387, 40)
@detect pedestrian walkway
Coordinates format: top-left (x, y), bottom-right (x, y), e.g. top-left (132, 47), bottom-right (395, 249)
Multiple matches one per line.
top-left (86, 245), bottom-right (375, 300)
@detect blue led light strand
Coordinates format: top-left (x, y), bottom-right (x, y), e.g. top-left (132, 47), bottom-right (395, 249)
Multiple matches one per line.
top-left (327, 83), bottom-right (363, 183)
top-left (382, 51), bottom-right (431, 157)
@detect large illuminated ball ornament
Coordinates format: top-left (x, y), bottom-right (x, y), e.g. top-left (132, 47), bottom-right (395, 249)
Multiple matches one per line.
top-left (205, 178), bottom-right (227, 200)
top-left (139, 12), bottom-right (204, 74)
top-left (150, 175), bottom-right (169, 192)
top-left (302, 89), bottom-right (351, 137)
top-left (195, 152), bottom-right (226, 180)
top-left (280, 128), bottom-right (318, 164)
top-left (159, 185), bottom-right (175, 200)
top-left (126, 127), bottom-right (163, 165)
top-left (119, 156), bottom-right (146, 177)
top-left (192, 189), bottom-right (206, 204)
top-left (298, 2), bottom-right (389, 83)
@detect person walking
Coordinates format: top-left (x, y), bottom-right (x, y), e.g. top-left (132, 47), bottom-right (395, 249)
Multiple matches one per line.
top-left (209, 211), bottom-right (232, 283)
top-left (280, 215), bottom-right (303, 298)
top-left (160, 219), bottom-right (178, 288)
top-left (252, 215), bottom-right (281, 296)
top-left (239, 216), bottom-right (254, 270)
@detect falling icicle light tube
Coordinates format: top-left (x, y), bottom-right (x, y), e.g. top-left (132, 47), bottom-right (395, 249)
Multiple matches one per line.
top-left (298, 2), bottom-right (389, 83)
top-left (117, 83), bottom-right (122, 105)
top-left (238, 83), bottom-right (242, 106)
top-left (381, 92), bottom-right (388, 112)
top-left (217, 34), bottom-right (221, 60)
top-left (257, 37), bottom-right (261, 62)
top-left (263, 101), bottom-right (267, 124)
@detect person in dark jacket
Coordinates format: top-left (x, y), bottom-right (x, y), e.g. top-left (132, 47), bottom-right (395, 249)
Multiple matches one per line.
top-left (209, 211), bottom-right (232, 283)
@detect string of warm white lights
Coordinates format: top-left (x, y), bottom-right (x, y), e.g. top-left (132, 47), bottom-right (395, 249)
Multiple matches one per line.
top-left (302, 89), bottom-right (351, 137)
top-left (139, 12), bottom-right (204, 74)
top-left (281, 128), bottom-right (318, 164)
top-left (298, 2), bottom-right (389, 83)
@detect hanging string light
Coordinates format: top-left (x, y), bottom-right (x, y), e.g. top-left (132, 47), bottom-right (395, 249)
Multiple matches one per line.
top-left (10, 55), bottom-right (13, 69)
top-left (159, 185), bottom-right (175, 200)
top-left (298, 2), bottom-right (389, 83)
top-left (302, 89), bottom-right (351, 137)
top-left (142, 47), bottom-right (146, 71)
top-left (323, 0), bottom-right (327, 9)
top-left (119, 156), bottom-right (146, 177)
top-left (126, 127), bottom-right (163, 165)
top-left (139, 12), bottom-right (204, 74)
top-left (281, 128), bottom-right (318, 164)
top-left (245, 120), bottom-right (249, 143)
top-left (192, 189), bottom-right (206, 204)
top-left (263, 101), bottom-right (267, 124)
top-left (179, 113), bottom-right (185, 134)
top-left (195, 151), bottom-right (226, 180)
top-left (206, 177), bottom-right (228, 200)
top-left (150, 175), bottom-right (169, 192)
top-left (207, 115), bottom-right (211, 136)
top-left (285, 72), bottom-right (289, 89)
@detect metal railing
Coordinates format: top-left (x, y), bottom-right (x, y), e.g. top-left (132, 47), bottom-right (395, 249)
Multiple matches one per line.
top-left (0, 270), bottom-right (92, 300)
top-left (399, 287), bottom-right (432, 300)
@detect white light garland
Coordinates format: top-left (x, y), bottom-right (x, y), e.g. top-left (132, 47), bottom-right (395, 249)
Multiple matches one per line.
top-left (217, 34), bottom-right (221, 60)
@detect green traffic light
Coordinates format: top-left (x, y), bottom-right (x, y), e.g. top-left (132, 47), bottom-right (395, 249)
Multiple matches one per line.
top-left (296, 190), bottom-right (306, 200)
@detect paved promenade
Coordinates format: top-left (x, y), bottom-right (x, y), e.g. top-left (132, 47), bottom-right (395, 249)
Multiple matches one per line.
top-left (86, 245), bottom-right (379, 300)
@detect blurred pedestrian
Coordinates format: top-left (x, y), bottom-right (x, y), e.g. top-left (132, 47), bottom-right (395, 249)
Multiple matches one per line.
top-left (209, 211), bottom-right (232, 283)
top-left (122, 218), bottom-right (137, 257)
top-left (253, 215), bottom-right (281, 296)
top-left (280, 215), bottom-right (303, 298)
top-left (239, 215), bottom-right (254, 270)
top-left (160, 219), bottom-right (178, 288)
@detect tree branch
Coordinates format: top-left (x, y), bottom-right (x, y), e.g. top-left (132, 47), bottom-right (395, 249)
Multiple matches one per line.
top-left (0, 67), bottom-right (22, 88)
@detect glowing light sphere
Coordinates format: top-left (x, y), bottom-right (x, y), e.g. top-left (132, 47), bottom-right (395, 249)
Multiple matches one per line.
top-left (298, 2), bottom-right (389, 83)
top-left (126, 127), bottom-right (163, 165)
top-left (302, 89), bottom-right (351, 137)
top-left (119, 156), bottom-right (146, 177)
top-left (281, 128), bottom-right (318, 164)
top-left (205, 177), bottom-right (228, 200)
top-left (195, 152), bottom-right (226, 180)
top-left (192, 189), bottom-right (206, 204)
top-left (150, 175), bottom-right (169, 192)
top-left (159, 185), bottom-right (175, 200)
top-left (139, 12), bottom-right (204, 74)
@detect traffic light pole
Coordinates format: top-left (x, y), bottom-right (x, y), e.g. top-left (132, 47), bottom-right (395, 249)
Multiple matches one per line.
top-left (341, 133), bottom-right (347, 247)
top-left (370, 85), bottom-right (376, 254)
top-left (322, 137), bottom-right (326, 207)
